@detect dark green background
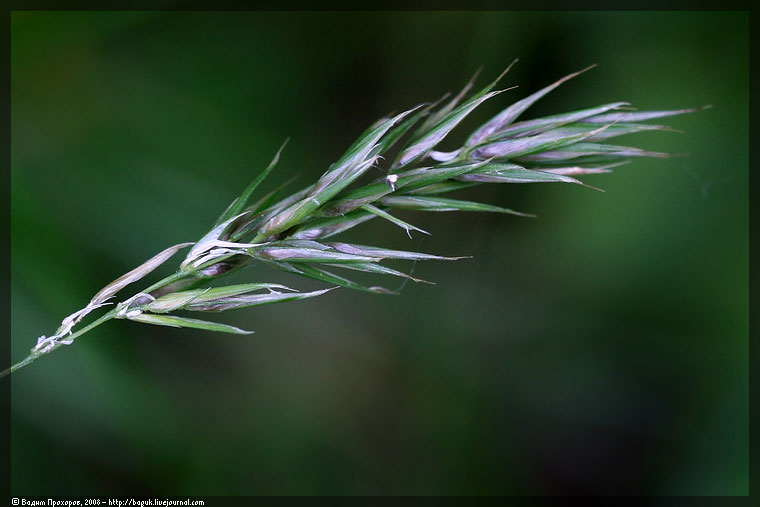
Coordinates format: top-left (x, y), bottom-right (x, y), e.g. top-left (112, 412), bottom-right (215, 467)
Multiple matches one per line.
top-left (10, 11), bottom-right (748, 496)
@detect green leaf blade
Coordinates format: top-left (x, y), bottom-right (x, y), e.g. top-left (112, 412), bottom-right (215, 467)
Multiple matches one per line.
top-left (217, 139), bottom-right (289, 225)
top-left (127, 314), bottom-right (254, 335)
top-left (264, 260), bottom-right (397, 294)
top-left (378, 195), bottom-right (535, 217)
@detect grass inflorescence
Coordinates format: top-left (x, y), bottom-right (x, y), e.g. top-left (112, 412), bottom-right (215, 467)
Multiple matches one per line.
top-left (3, 62), bottom-right (707, 378)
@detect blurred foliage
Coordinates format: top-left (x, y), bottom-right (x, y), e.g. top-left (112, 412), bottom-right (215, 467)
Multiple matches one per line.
top-left (10, 11), bottom-right (747, 495)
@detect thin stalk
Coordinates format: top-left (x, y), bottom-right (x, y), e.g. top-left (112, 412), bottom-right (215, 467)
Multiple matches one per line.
top-left (2, 309), bottom-right (117, 379)
top-left (3, 270), bottom-right (196, 379)
top-left (142, 270), bottom-right (192, 294)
